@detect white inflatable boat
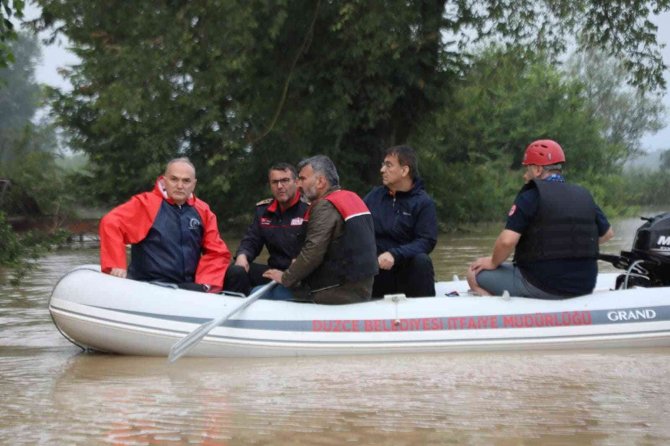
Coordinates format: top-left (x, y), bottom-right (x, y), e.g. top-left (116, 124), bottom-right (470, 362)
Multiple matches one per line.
top-left (48, 265), bottom-right (670, 357)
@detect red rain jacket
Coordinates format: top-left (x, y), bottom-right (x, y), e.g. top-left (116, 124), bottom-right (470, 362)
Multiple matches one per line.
top-left (99, 178), bottom-right (231, 289)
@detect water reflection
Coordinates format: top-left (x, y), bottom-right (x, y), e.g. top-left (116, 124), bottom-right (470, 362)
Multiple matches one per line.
top-left (38, 351), bottom-right (670, 445)
top-left (1, 216), bottom-right (669, 444)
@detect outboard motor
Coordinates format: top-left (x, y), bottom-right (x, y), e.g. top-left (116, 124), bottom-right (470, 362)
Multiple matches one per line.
top-left (600, 212), bottom-right (670, 289)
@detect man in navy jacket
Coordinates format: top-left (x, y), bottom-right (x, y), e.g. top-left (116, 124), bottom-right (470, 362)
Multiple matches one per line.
top-left (364, 145), bottom-right (438, 297)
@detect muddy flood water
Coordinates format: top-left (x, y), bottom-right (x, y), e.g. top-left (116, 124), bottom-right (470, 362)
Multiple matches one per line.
top-left (2, 216), bottom-right (670, 445)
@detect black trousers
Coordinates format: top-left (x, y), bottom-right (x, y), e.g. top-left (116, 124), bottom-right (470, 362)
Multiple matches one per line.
top-left (372, 253), bottom-right (436, 298)
top-left (223, 263), bottom-right (271, 295)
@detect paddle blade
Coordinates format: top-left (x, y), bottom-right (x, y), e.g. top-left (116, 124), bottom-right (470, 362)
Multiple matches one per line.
top-left (168, 317), bottom-right (223, 362)
top-left (168, 280), bottom-right (278, 362)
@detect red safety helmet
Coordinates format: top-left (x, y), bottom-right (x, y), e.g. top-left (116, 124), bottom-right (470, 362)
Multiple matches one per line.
top-left (521, 139), bottom-right (565, 166)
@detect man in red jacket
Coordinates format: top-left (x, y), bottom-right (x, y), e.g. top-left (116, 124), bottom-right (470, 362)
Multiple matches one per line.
top-left (99, 158), bottom-right (231, 293)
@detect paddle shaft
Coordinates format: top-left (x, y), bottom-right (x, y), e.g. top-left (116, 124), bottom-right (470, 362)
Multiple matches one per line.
top-left (168, 280), bottom-right (278, 362)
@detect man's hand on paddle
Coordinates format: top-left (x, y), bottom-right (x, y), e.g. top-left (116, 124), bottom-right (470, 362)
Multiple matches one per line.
top-left (262, 269), bottom-right (284, 285)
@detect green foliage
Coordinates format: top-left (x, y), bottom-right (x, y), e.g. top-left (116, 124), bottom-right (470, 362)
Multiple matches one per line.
top-left (35, 1), bottom-right (272, 207)
top-left (1, 126), bottom-right (76, 223)
top-left (420, 155), bottom-right (520, 228)
top-left (414, 47), bottom-right (631, 223)
top-left (567, 50), bottom-right (665, 164)
top-left (419, 48), bottom-right (608, 164)
top-left (0, 0), bottom-right (24, 68)
top-left (28, 0), bottom-right (670, 221)
top-left (0, 211), bottom-right (70, 285)
top-left (0, 30), bottom-right (78, 283)
top-left (574, 170), bottom-right (641, 218)
top-left (588, 149), bottom-right (669, 217)
top-left (0, 31), bottom-right (42, 164)
top-left (0, 210), bottom-right (21, 263)
top-left (0, 32), bottom-right (76, 223)
top-left (621, 164), bottom-right (670, 207)
top-left (575, 0), bottom-right (670, 91)
top-left (662, 150), bottom-right (670, 169)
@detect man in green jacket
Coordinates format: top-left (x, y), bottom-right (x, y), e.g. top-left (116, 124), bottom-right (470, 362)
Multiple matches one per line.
top-left (263, 155), bottom-right (378, 304)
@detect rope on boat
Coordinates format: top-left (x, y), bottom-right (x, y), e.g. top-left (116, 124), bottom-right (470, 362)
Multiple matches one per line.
top-left (622, 259), bottom-right (648, 289)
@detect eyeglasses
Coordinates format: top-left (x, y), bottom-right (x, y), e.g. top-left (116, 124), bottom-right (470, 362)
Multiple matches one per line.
top-left (270, 178), bottom-right (293, 186)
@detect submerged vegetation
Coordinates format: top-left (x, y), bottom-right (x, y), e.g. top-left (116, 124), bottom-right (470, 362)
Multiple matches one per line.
top-left (0, 211), bottom-right (70, 284)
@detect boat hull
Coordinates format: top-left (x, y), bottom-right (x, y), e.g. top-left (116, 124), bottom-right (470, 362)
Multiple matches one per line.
top-left (49, 266), bottom-right (670, 357)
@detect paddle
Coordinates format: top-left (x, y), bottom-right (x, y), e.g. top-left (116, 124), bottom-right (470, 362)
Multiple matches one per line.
top-left (168, 280), bottom-right (278, 362)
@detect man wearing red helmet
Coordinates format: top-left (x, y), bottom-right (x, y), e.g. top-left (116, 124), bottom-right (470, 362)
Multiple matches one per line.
top-left (467, 139), bottom-right (614, 299)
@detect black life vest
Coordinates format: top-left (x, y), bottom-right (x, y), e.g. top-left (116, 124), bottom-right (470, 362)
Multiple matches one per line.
top-left (307, 190), bottom-right (379, 290)
top-left (514, 179), bottom-right (599, 263)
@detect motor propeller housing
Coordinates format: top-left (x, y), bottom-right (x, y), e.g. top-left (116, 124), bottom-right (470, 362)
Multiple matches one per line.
top-left (601, 212), bottom-right (670, 289)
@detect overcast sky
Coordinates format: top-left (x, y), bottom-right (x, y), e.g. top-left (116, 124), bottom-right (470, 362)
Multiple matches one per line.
top-left (23, 7), bottom-right (670, 153)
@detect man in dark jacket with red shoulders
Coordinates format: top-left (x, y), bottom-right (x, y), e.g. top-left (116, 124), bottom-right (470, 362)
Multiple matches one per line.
top-left (364, 145), bottom-right (438, 297)
top-left (224, 163), bottom-right (309, 295)
top-left (99, 157), bottom-right (231, 293)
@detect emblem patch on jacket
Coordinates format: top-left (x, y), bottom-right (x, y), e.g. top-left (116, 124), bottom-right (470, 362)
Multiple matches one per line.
top-left (291, 217), bottom-right (304, 226)
top-left (188, 218), bottom-right (201, 229)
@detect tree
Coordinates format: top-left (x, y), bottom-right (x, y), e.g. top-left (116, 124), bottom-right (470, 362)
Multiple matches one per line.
top-left (0, 0), bottom-right (24, 67)
top-left (663, 149), bottom-right (670, 169)
top-left (0, 31), bottom-right (43, 164)
top-left (412, 47), bottom-right (615, 224)
top-left (29, 0), bottom-right (670, 220)
top-left (567, 49), bottom-right (666, 165)
top-left (0, 32), bottom-right (70, 224)
top-left (0, 31), bottom-right (73, 280)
